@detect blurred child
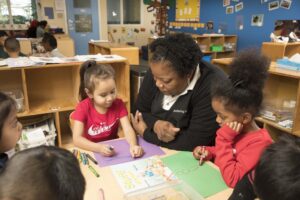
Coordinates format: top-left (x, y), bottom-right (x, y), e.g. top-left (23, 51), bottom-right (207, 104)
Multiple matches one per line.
top-left (36, 20), bottom-right (48, 38)
top-left (72, 61), bottom-right (144, 157)
top-left (41, 33), bottom-right (64, 58)
top-left (193, 49), bottom-right (273, 188)
top-left (254, 135), bottom-right (300, 200)
top-left (4, 37), bottom-right (26, 58)
top-left (0, 31), bottom-right (8, 59)
top-left (0, 146), bottom-right (85, 200)
top-left (0, 92), bottom-right (22, 169)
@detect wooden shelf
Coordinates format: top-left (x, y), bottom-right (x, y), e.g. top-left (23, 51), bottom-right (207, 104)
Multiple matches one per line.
top-left (255, 117), bottom-right (292, 134)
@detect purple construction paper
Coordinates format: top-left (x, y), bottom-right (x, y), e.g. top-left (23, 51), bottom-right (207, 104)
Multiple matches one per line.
top-left (93, 137), bottom-right (165, 167)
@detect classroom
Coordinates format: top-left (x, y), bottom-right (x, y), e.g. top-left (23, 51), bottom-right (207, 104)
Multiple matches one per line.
top-left (0, 0), bottom-right (300, 200)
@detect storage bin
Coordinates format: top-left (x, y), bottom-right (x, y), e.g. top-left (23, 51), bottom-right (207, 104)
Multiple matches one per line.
top-left (210, 45), bottom-right (223, 52)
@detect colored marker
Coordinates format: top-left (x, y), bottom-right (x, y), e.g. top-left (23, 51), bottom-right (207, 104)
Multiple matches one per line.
top-left (199, 146), bottom-right (205, 166)
top-left (88, 165), bottom-right (100, 178)
top-left (83, 153), bottom-right (89, 165)
top-left (86, 153), bottom-right (98, 165)
top-left (107, 145), bottom-right (114, 151)
top-left (80, 152), bottom-right (86, 165)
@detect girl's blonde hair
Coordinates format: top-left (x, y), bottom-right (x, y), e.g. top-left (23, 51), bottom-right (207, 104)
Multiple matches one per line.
top-left (79, 60), bottom-right (115, 101)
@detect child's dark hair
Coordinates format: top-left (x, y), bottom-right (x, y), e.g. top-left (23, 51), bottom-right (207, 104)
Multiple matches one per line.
top-left (254, 135), bottom-right (300, 200)
top-left (0, 92), bottom-right (16, 141)
top-left (211, 49), bottom-right (270, 116)
top-left (149, 33), bottom-right (203, 78)
top-left (42, 33), bottom-right (57, 49)
top-left (0, 146), bottom-right (86, 200)
top-left (4, 37), bottom-right (20, 53)
top-left (0, 31), bottom-right (8, 38)
top-left (79, 60), bottom-right (115, 101)
top-left (38, 20), bottom-right (48, 28)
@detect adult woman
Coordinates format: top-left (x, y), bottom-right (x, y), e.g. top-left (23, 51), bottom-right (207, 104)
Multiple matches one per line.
top-left (131, 33), bottom-right (226, 151)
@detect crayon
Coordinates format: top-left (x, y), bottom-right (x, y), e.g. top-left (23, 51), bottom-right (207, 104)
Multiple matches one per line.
top-left (88, 165), bottom-right (100, 178)
top-left (83, 153), bottom-right (89, 165)
top-left (86, 153), bottom-right (98, 165)
top-left (80, 152), bottom-right (86, 165)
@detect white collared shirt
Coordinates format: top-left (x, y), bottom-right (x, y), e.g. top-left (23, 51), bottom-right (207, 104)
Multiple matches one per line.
top-left (162, 65), bottom-right (201, 110)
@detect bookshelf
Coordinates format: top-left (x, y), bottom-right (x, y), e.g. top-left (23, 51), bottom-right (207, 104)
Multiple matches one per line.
top-left (0, 60), bottom-right (130, 147)
top-left (212, 58), bottom-right (300, 140)
top-left (261, 42), bottom-right (300, 61)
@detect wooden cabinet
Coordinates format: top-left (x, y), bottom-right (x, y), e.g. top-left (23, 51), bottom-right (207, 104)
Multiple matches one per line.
top-left (89, 42), bottom-right (139, 65)
top-left (212, 58), bottom-right (300, 139)
top-left (0, 60), bottom-right (130, 147)
top-left (261, 42), bottom-right (300, 61)
top-left (194, 35), bottom-right (237, 59)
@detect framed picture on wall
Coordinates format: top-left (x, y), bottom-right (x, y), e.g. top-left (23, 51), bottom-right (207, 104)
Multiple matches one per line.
top-left (226, 6), bottom-right (234, 14)
top-left (235, 2), bottom-right (243, 12)
top-left (280, 0), bottom-right (292, 9)
top-left (269, 1), bottom-right (279, 10)
top-left (223, 0), bottom-right (230, 7)
top-left (251, 14), bottom-right (264, 27)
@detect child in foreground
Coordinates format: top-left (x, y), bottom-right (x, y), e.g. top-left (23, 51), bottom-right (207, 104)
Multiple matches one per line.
top-left (0, 146), bottom-right (85, 200)
top-left (0, 92), bottom-right (22, 170)
top-left (193, 49), bottom-right (273, 189)
top-left (72, 60), bottom-right (143, 157)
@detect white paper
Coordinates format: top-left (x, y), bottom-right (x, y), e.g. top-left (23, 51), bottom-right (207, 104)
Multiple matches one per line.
top-left (55, 0), bottom-right (66, 11)
top-left (25, 128), bottom-right (46, 143)
top-left (5, 57), bottom-right (36, 68)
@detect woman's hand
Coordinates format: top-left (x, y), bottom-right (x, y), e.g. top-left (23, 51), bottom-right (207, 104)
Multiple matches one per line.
top-left (131, 111), bottom-right (147, 136)
top-left (226, 121), bottom-right (243, 134)
top-left (130, 145), bottom-right (144, 158)
top-left (98, 144), bottom-right (115, 157)
top-left (154, 120), bottom-right (180, 143)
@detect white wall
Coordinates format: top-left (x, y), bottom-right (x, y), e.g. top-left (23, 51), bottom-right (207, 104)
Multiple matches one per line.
top-left (107, 2), bottom-right (156, 48)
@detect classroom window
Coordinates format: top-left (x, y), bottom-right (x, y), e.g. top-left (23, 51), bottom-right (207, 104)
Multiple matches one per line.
top-left (0, 0), bottom-right (37, 26)
top-left (107, 0), bottom-right (141, 25)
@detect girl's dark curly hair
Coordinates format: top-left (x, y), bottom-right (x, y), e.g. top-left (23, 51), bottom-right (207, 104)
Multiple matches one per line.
top-left (149, 33), bottom-right (203, 77)
top-left (212, 49), bottom-right (270, 116)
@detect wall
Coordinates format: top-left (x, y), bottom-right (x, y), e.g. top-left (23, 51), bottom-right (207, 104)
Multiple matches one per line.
top-left (108, 2), bottom-right (155, 48)
top-left (37, 0), bottom-right (67, 33)
top-left (168, 0), bottom-right (300, 50)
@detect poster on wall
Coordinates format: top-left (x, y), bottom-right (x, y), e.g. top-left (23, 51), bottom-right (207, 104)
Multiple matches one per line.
top-left (226, 6), bottom-right (234, 14)
top-left (75, 14), bottom-right (92, 32)
top-left (176, 0), bottom-right (200, 22)
top-left (251, 14), bottom-right (264, 27)
top-left (280, 0), bottom-right (292, 9)
top-left (223, 0), bottom-right (231, 7)
top-left (269, 1), bottom-right (280, 10)
top-left (235, 2), bottom-right (243, 12)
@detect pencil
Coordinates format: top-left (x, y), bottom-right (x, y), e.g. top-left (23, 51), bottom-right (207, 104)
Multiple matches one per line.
top-left (199, 146), bottom-right (205, 166)
top-left (88, 165), bottom-right (100, 178)
top-left (86, 153), bottom-right (98, 165)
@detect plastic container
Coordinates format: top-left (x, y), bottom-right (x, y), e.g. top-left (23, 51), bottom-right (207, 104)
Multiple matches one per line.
top-left (210, 45), bottom-right (223, 52)
top-left (3, 89), bottom-right (24, 112)
top-left (124, 181), bottom-right (204, 200)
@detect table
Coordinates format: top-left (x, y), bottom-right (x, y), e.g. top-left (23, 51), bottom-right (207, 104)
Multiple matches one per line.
top-left (77, 147), bottom-right (232, 200)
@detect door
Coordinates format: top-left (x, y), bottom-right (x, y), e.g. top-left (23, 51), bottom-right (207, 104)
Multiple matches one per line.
top-left (66, 0), bottom-right (100, 55)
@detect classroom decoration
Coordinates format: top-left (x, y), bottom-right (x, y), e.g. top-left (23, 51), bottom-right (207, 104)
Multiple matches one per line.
top-left (269, 1), bottom-right (280, 10)
top-left (93, 137), bottom-right (165, 167)
top-left (236, 15), bottom-right (244, 30)
top-left (261, 0), bottom-right (269, 3)
top-left (146, 0), bottom-right (168, 36)
top-left (235, 2), bottom-right (243, 12)
top-left (226, 6), bottom-right (234, 14)
top-left (176, 0), bottom-right (200, 22)
top-left (111, 156), bottom-right (177, 194)
top-left (223, 0), bottom-right (231, 7)
top-left (162, 152), bottom-right (228, 198)
top-left (280, 0), bottom-right (292, 9)
top-left (251, 14), bottom-right (264, 27)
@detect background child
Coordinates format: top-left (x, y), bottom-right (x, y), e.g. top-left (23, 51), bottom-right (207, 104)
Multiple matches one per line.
top-left (4, 37), bottom-right (26, 58)
top-left (72, 61), bottom-right (143, 157)
top-left (0, 31), bottom-right (8, 59)
top-left (254, 135), bottom-right (300, 200)
top-left (193, 49), bottom-right (273, 188)
top-left (0, 146), bottom-right (85, 200)
top-left (41, 33), bottom-right (64, 58)
top-left (0, 92), bottom-right (22, 169)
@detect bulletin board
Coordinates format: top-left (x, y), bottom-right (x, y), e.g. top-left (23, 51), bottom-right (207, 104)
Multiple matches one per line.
top-left (176, 0), bottom-right (200, 22)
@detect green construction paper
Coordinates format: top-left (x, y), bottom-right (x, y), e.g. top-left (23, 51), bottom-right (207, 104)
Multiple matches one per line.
top-left (162, 151), bottom-right (228, 198)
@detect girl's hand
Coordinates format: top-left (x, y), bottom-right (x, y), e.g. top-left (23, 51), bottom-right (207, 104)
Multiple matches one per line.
top-left (130, 145), bottom-right (144, 158)
top-left (99, 144), bottom-right (115, 157)
top-left (226, 121), bottom-right (243, 134)
top-left (193, 146), bottom-right (212, 161)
